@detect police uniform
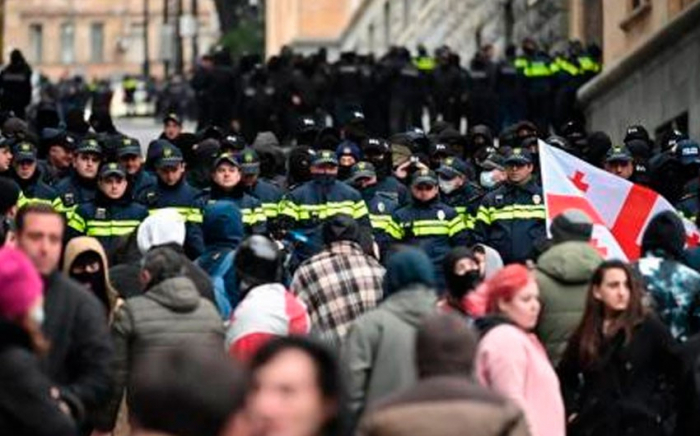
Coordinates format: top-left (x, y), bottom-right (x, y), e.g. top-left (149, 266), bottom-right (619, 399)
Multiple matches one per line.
top-left (139, 144), bottom-right (205, 259)
top-left (389, 169), bottom-right (469, 286)
top-left (515, 50), bottom-right (554, 133)
top-left (238, 148), bottom-right (284, 220)
top-left (279, 150), bottom-right (370, 264)
top-left (11, 141), bottom-right (62, 210)
top-left (436, 157), bottom-right (485, 230)
top-left (198, 152), bottom-right (267, 235)
top-left (117, 137), bottom-right (157, 200)
top-left (674, 140), bottom-right (700, 222)
top-left (474, 148), bottom-right (546, 264)
top-left (67, 163), bottom-right (149, 255)
top-left (54, 138), bottom-right (103, 217)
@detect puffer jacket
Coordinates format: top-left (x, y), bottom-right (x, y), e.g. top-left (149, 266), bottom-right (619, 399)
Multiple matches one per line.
top-left (95, 276), bottom-right (224, 431)
top-left (535, 242), bottom-right (602, 364)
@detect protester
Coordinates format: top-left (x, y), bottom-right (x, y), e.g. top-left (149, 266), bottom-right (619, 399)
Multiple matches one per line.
top-left (0, 247), bottom-right (77, 436)
top-left (439, 246), bottom-right (482, 317)
top-left (475, 264), bottom-right (566, 436)
top-left (344, 247), bottom-right (438, 422)
top-left (15, 203), bottom-right (113, 431)
top-left (535, 210), bottom-right (603, 363)
top-left (291, 214), bottom-right (385, 346)
top-left (248, 336), bottom-right (348, 436)
top-left (95, 246), bottom-right (224, 433)
top-left (226, 235), bottom-right (310, 361)
top-left (357, 313), bottom-right (530, 436)
top-left (635, 211), bottom-right (700, 341)
top-left (129, 346), bottom-right (249, 436)
top-left (558, 260), bottom-right (680, 436)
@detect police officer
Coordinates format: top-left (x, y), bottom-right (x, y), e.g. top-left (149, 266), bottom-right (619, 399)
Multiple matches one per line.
top-left (279, 149), bottom-right (370, 265)
top-left (11, 140), bottom-right (61, 209)
top-left (161, 113), bottom-right (183, 143)
top-left (674, 139), bottom-right (700, 222)
top-left (55, 137), bottom-right (103, 217)
top-left (66, 162), bottom-right (148, 255)
top-left (198, 152), bottom-right (267, 235)
top-left (516, 38), bottom-right (554, 134)
top-left (38, 128), bottom-right (74, 187)
top-left (436, 157), bottom-right (485, 230)
top-left (361, 137), bottom-right (409, 205)
top-left (336, 140), bottom-right (362, 181)
top-left (347, 161), bottom-right (399, 259)
top-left (117, 137), bottom-right (156, 200)
top-left (475, 147), bottom-right (546, 265)
top-left (389, 168), bottom-right (469, 288)
top-left (139, 144), bottom-right (205, 259)
top-left (603, 145), bottom-right (635, 180)
top-left (238, 148), bottom-right (284, 221)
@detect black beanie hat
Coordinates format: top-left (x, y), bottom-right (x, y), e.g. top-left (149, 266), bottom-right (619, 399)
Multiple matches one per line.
top-left (550, 209), bottom-right (594, 243)
top-left (322, 214), bottom-right (360, 246)
top-left (416, 313), bottom-right (478, 378)
top-left (641, 211), bottom-right (685, 260)
top-left (0, 178), bottom-right (20, 215)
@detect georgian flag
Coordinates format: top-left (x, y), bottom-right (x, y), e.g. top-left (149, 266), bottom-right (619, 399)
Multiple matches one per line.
top-left (539, 140), bottom-right (700, 260)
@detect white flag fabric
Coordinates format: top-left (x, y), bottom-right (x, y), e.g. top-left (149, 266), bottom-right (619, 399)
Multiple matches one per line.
top-left (539, 140), bottom-right (700, 260)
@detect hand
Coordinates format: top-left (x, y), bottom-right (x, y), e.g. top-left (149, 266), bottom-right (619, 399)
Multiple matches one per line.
top-left (50, 387), bottom-right (72, 416)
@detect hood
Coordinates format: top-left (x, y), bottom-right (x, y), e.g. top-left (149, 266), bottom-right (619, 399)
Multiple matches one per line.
top-left (252, 131), bottom-right (280, 149)
top-left (382, 284), bottom-right (438, 327)
top-left (137, 209), bottom-right (186, 255)
top-left (384, 248), bottom-right (436, 296)
top-left (146, 277), bottom-right (201, 312)
top-left (322, 214), bottom-right (361, 246)
top-left (475, 244), bottom-right (504, 279)
top-left (62, 236), bottom-right (118, 312)
top-left (641, 210), bottom-right (686, 260)
top-left (203, 201), bottom-right (244, 248)
top-left (537, 241), bottom-right (602, 284)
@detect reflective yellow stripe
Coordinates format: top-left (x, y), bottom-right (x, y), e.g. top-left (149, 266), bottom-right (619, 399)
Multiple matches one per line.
top-left (261, 203), bottom-right (280, 218)
top-left (67, 213), bottom-right (87, 233)
top-left (448, 216), bottom-right (467, 237)
top-left (150, 207), bottom-right (202, 224)
top-left (524, 61), bottom-right (551, 77)
top-left (386, 220), bottom-right (404, 239)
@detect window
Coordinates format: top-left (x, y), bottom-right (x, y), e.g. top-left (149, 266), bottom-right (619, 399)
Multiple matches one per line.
top-left (29, 24), bottom-right (43, 64)
top-left (621, 0), bottom-right (651, 31)
top-left (90, 23), bottom-right (105, 63)
top-left (60, 23), bottom-right (76, 64)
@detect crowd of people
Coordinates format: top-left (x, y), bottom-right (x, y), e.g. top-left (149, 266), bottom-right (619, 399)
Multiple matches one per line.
top-left (0, 40), bottom-right (699, 436)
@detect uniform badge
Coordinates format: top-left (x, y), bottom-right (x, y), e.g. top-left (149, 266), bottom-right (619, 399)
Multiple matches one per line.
top-left (437, 210), bottom-right (446, 221)
top-left (377, 202), bottom-right (385, 213)
top-left (64, 193), bottom-right (75, 207)
top-left (95, 208), bottom-right (107, 220)
top-left (533, 194), bottom-right (542, 205)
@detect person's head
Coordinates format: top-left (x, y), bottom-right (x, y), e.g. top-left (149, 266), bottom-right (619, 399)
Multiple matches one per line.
top-left (212, 154), bottom-right (242, 190)
top-left (140, 246), bottom-right (185, 290)
top-left (347, 161), bottom-right (377, 190)
top-left (641, 210), bottom-right (686, 260)
top-left (98, 163), bottom-right (129, 200)
top-left (0, 177), bottom-right (20, 218)
top-left (335, 143), bottom-right (361, 180)
top-left (310, 151), bottom-right (339, 180)
top-left (137, 209), bottom-right (187, 255)
top-left (0, 141), bottom-right (12, 172)
top-left (550, 209), bottom-right (594, 244)
top-left (415, 313), bottom-right (478, 379)
top-left (603, 146), bottom-right (634, 180)
top-left (249, 336), bottom-right (346, 436)
top-left (238, 148), bottom-right (261, 188)
top-left (570, 260), bottom-right (647, 367)
top-left (436, 157), bottom-right (468, 196)
top-left (16, 204), bottom-right (64, 276)
top-left (410, 169), bottom-right (439, 202)
top-left (63, 237), bottom-right (110, 312)
top-left (321, 214), bottom-right (360, 248)
top-left (443, 247), bottom-right (481, 301)
top-left (163, 113), bottom-right (183, 141)
top-left (155, 145), bottom-right (186, 186)
top-left (504, 148), bottom-right (534, 185)
top-left (117, 138), bottom-right (144, 175)
top-left (130, 346), bottom-right (249, 436)
top-left (49, 142), bottom-right (73, 170)
top-left (41, 128), bottom-right (73, 169)
top-left (234, 235), bottom-right (283, 295)
top-left (384, 247), bottom-right (436, 296)
top-left (73, 139), bottom-right (103, 179)
top-left (0, 247), bottom-right (47, 354)
top-left (484, 264), bottom-right (540, 331)
top-left (12, 141), bottom-right (38, 180)
top-left (478, 154), bottom-right (507, 189)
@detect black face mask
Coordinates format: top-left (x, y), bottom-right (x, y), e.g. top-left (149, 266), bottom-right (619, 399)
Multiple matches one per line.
top-left (446, 270), bottom-right (481, 300)
top-left (338, 165), bottom-right (353, 181)
top-left (72, 270), bottom-right (109, 310)
top-left (313, 173), bottom-right (336, 187)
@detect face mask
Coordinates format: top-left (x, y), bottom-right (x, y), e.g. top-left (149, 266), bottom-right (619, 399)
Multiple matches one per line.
top-left (314, 173), bottom-right (336, 186)
top-left (480, 171), bottom-right (498, 189)
top-left (438, 178), bottom-right (459, 195)
top-left (29, 304), bottom-right (45, 326)
top-left (446, 270), bottom-right (482, 299)
top-left (338, 165), bottom-right (353, 181)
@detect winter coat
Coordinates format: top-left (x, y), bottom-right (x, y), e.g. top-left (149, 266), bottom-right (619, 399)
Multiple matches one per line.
top-left (41, 271), bottom-right (114, 427)
top-left (558, 316), bottom-right (680, 436)
top-left (357, 376), bottom-right (530, 436)
top-left (0, 320), bottom-right (77, 436)
top-left (343, 285), bottom-right (438, 421)
top-left (96, 276), bottom-right (224, 430)
top-left (476, 321), bottom-right (566, 436)
top-left (535, 242), bottom-right (602, 364)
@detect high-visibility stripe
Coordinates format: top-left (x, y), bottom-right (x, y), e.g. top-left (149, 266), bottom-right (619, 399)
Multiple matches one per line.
top-left (86, 227), bottom-right (138, 237)
top-left (150, 207), bottom-right (203, 224)
top-left (280, 200), bottom-right (368, 222)
top-left (67, 214), bottom-right (87, 233)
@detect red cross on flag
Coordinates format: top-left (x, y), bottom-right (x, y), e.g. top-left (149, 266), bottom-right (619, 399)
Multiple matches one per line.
top-left (539, 140), bottom-right (700, 260)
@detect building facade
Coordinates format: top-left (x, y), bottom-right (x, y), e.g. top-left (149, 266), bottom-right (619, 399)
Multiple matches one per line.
top-left (579, 0), bottom-right (700, 142)
top-left (3, 0), bottom-right (220, 80)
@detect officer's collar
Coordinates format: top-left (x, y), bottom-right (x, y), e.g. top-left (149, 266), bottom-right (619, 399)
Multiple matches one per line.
top-left (157, 175), bottom-right (185, 190)
top-left (507, 177), bottom-right (539, 194)
top-left (211, 183), bottom-right (245, 200)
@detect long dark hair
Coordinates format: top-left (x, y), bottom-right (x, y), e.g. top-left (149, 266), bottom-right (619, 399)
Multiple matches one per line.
top-left (567, 260), bottom-right (648, 368)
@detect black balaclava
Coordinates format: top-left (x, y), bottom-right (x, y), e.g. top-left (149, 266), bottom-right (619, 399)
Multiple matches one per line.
top-left (443, 247), bottom-right (481, 300)
top-left (70, 251), bottom-right (109, 312)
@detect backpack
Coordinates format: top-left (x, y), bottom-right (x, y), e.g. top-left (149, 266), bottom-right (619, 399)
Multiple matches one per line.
top-left (198, 251), bottom-right (236, 320)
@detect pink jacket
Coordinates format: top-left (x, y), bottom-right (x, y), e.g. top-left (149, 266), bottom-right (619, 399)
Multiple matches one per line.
top-left (476, 323), bottom-right (565, 436)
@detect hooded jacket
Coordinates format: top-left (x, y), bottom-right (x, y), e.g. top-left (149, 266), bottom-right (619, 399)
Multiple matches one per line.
top-left (96, 276), bottom-right (224, 430)
top-left (343, 249), bottom-right (438, 422)
top-left (535, 241), bottom-right (602, 364)
top-left (62, 237), bottom-right (119, 320)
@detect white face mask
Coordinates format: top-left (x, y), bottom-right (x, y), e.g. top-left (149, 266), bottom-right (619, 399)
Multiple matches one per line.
top-left (480, 171), bottom-right (498, 189)
top-left (438, 178), bottom-right (460, 195)
top-left (29, 304), bottom-right (45, 326)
